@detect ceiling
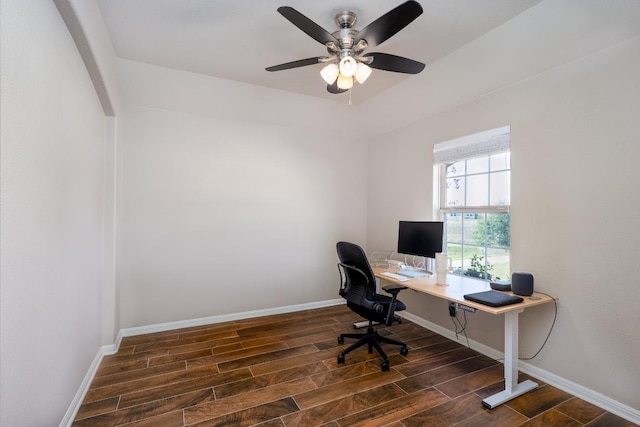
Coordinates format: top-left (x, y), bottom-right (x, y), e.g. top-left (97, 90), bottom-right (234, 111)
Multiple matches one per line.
top-left (96, 0), bottom-right (544, 104)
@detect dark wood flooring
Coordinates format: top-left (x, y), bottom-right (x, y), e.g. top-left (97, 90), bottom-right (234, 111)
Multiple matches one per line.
top-left (73, 305), bottom-right (636, 426)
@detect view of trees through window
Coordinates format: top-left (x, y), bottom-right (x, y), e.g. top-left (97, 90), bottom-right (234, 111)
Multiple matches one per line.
top-left (441, 152), bottom-right (511, 281)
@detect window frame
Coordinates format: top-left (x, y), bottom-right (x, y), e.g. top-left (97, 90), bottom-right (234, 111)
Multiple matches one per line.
top-left (433, 128), bottom-right (511, 281)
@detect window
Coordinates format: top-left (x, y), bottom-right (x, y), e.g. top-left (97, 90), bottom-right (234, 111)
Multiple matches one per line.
top-left (434, 127), bottom-right (511, 281)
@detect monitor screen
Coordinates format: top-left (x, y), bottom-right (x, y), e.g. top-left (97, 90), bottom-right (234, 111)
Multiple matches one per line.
top-left (397, 221), bottom-right (444, 259)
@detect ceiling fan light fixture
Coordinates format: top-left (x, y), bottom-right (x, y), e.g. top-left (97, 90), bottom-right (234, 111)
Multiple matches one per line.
top-left (320, 63), bottom-right (339, 84)
top-left (338, 56), bottom-right (357, 77)
top-left (337, 74), bottom-right (353, 90)
top-left (354, 62), bottom-right (372, 84)
top-left (268, 3), bottom-right (425, 96)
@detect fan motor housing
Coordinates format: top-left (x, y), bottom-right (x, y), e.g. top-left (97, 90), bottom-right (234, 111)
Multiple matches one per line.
top-left (332, 11), bottom-right (359, 50)
top-left (335, 10), bottom-right (357, 29)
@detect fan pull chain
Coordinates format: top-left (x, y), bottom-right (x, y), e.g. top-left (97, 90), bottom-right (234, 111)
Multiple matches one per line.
top-left (348, 89), bottom-right (352, 106)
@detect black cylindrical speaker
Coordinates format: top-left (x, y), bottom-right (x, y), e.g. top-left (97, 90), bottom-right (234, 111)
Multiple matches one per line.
top-left (511, 272), bottom-right (534, 296)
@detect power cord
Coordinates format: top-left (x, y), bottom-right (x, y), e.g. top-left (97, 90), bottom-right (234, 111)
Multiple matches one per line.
top-left (403, 254), bottom-right (426, 270)
top-left (451, 310), bottom-right (496, 363)
top-left (519, 291), bottom-right (557, 360)
top-left (450, 308), bottom-right (467, 339)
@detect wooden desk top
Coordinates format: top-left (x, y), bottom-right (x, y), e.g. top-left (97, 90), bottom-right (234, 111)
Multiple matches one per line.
top-left (373, 267), bottom-right (555, 315)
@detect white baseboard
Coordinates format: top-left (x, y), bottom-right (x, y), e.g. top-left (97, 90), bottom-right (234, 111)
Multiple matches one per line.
top-left (400, 311), bottom-right (640, 425)
top-left (116, 298), bottom-right (345, 340)
top-left (59, 344), bottom-right (112, 427)
top-left (61, 298), bottom-right (345, 426)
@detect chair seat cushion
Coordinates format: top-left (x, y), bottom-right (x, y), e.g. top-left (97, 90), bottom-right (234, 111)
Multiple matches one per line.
top-left (373, 294), bottom-right (406, 311)
top-left (347, 294), bottom-right (405, 323)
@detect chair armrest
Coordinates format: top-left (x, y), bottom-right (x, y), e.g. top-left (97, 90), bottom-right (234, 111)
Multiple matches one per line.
top-left (382, 285), bottom-right (407, 326)
top-left (382, 284), bottom-right (408, 295)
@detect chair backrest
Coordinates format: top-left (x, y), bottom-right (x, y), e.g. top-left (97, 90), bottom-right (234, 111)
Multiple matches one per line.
top-left (336, 241), bottom-right (378, 311)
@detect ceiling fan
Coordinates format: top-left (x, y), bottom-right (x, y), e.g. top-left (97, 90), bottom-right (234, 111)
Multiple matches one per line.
top-left (266, 1), bottom-right (425, 94)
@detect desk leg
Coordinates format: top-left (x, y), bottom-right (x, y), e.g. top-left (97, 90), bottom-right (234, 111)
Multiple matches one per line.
top-left (482, 309), bottom-right (539, 409)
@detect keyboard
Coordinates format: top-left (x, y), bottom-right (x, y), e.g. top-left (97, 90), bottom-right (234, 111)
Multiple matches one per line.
top-left (380, 272), bottom-right (409, 282)
top-left (398, 270), bottom-right (429, 278)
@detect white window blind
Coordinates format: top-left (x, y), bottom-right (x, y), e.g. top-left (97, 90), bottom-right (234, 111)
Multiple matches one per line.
top-left (434, 126), bottom-right (510, 164)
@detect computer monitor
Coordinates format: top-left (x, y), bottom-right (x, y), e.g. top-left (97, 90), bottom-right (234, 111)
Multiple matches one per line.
top-left (397, 221), bottom-right (444, 259)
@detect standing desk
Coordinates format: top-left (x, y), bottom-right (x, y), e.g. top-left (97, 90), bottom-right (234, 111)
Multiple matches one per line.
top-left (373, 266), bottom-right (555, 409)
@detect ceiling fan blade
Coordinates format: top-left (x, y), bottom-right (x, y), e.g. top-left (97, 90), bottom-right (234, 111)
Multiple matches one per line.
top-left (266, 57), bottom-right (323, 72)
top-left (277, 6), bottom-right (339, 46)
top-left (356, 0), bottom-right (423, 48)
top-left (327, 82), bottom-right (348, 94)
top-left (365, 52), bottom-right (425, 74)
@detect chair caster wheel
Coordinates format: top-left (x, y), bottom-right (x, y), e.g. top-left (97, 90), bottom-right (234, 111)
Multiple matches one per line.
top-left (380, 361), bottom-right (390, 371)
top-left (338, 336), bottom-right (344, 344)
top-left (337, 354), bottom-right (345, 364)
top-left (397, 317), bottom-right (403, 324)
top-left (400, 346), bottom-right (408, 356)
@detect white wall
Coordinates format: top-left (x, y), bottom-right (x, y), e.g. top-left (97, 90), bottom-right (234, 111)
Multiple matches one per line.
top-left (64, 0), bottom-right (123, 345)
top-left (0, 0), bottom-right (107, 424)
top-left (116, 61), bottom-right (368, 328)
top-left (2, 0), bottom-right (637, 423)
top-left (367, 35), bottom-right (640, 411)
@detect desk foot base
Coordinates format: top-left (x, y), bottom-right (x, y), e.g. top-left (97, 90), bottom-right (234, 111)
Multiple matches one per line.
top-left (482, 380), bottom-right (538, 409)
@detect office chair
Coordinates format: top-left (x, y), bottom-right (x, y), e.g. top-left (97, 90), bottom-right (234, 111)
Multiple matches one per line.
top-left (336, 241), bottom-right (409, 371)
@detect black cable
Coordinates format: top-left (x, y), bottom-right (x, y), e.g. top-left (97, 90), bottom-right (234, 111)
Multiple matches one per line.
top-left (451, 309), bottom-right (499, 363)
top-left (449, 313), bottom-right (460, 336)
top-left (519, 291), bottom-right (557, 361)
top-left (450, 309), bottom-right (467, 338)
top-left (459, 311), bottom-right (470, 347)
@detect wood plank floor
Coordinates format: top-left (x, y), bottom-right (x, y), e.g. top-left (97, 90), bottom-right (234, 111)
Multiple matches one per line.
top-left (73, 305), bottom-right (636, 426)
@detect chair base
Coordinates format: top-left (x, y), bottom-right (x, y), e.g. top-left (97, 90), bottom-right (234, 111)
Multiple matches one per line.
top-left (337, 321), bottom-right (408, 371)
